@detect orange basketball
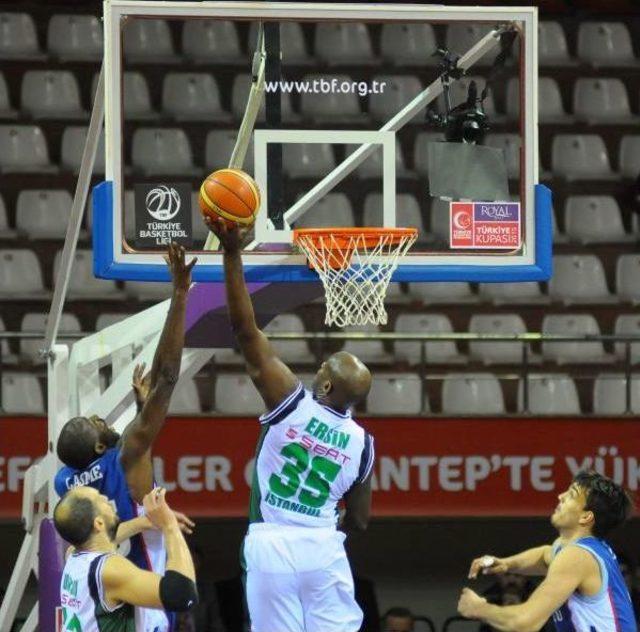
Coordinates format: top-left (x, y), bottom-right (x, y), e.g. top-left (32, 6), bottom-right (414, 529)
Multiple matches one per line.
top-left (198, 168), bottom-right (261, 228)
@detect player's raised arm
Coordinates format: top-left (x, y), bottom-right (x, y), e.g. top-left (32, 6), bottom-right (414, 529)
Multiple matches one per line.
top-left (119, 243), bottom-right (197, 502)
top-left (468, 544), bottom-right (553, 579)
top-left (205, 217), bottom-right (299, 410)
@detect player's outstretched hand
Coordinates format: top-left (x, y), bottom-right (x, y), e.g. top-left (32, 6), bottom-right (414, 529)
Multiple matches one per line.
top-left (173, 510), bottom-right (195, 535)
top-left (203, 216), bottom-right (249, 253)
top-left (143, 487), bottom-right (179, 532)
top-left (132, 362), bottom-right (151, 408)
top-left (457, 587), bottom-right (487, 619)
top-left (164, 242), bottom-right (197, 292)
top-left (468, 555), bottom-right (510, 579)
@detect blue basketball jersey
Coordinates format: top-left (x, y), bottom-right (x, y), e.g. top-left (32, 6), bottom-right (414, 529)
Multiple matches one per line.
top-left (552, 537), bottom-right (637, 632)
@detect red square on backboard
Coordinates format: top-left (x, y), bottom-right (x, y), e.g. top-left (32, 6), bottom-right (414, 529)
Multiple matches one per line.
top-left (450, 202), bottom-right (474, 248)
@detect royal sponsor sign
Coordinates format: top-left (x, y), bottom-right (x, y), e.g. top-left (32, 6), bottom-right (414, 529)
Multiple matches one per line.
top-left (450, 201), bottom-right (521, 249)
top-left (2, 417), bottom-right (638, 518)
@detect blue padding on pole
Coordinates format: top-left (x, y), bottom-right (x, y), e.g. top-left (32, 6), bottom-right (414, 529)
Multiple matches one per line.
top-left (93, 181), bottom-right (552, 283)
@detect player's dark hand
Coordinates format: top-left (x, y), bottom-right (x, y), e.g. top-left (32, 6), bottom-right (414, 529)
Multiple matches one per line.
top-left (164, 242), bottom-right (197, 292)
top-left (132, 363), bottom-right (151, 408)
top-left (204, 216), bottom-right (249, 253)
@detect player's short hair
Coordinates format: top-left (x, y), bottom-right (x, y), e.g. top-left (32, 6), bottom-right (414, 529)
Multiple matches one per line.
top-left (53, 491), bottom-right (96, 546)
top-left (384, 607), bottom-right (414, 621)
top-left (57, 417), bottom-right (98, 470)
top-left (574, 470), bottom-right (633, 538)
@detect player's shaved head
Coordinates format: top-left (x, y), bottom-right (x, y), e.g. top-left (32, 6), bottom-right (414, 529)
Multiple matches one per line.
top-left (57, 415), bottom-right (121, 470)
top-left (313, 351), bottom-right (372, 411)
top-left (54, 486), bottom-right (98, 546)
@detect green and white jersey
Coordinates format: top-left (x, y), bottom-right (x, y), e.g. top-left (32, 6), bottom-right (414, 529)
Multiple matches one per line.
top-left (60, 551), bottom-right (140, 632)
top-left (249, 383), bottom-right (375, 528)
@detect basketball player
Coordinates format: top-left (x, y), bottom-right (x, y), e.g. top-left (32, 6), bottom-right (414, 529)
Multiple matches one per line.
top-left (458, 471), bottom-right (636, 631)
top-left (54, 242), bottom-right (196, 632)
top-left (55, 486), bottom-right (197, 631)
top-left (206, 217), bottom-right (375, 632)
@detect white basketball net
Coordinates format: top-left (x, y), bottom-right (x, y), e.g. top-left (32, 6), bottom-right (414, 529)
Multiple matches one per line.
top-left (295, 229), bottom-right (417, 328)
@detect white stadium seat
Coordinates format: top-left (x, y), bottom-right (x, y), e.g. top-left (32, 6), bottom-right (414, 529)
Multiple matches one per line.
top-left (20, 312), bottom-right (80, 362)
top-left (394, 313), bottom-right (462, 364)
top-left (215, 374), bottom-right (264, 415)
top-left (0, 317), bottom-right (16, 363)
top-left (283, 144), bottom-right (335, 178)
top-left (131, 129), bottom-right (200, 177)
top-left (538, 22), bottom-right (571, 66)
top-left (0, 72), bottom-right (16, 118)
top-left (593, 374), bottom-right (640, 415)
top-left (350, 142), bottom-right (410, 179)
top-left (61, 126), bottom-right (105, 174)
top-left (564, 196), bottom-right (629, 244)
top-left (341, 325), bottom-right (392, 364)
top-left (92, 72), bottom-right (157, 121)
top-left (478, 282), bottom-right (545, 304)
top-left (577, 22), bottom-right (635, 66)
top-left (614, 315), bottom-right (640, 362)
top-left (0, 13), bottom-right (40, 58)
top-left (0, 125), bottom-right (55, 173)
top-left (292, 193), bottom-right (354, 229)
top-left (314, 23), bottom-right (373, 65)
top-left (162, 73), bottom-right (230, 122)
top-left (442, 373), bottom-right (505, 415)
top-left (0, 249), bottom-right (44, 297)
top-left (363, 194), bottom-right (424, 234)
top-left (168, 378), bottom-right (202, 414)
top-left (21, 71), bottom-right (85, 119)
top-left (182, 20), bottom-right (242, 64)
top-left (408, 282), bottom-right (475, 304)
top-left (48, 14), bottom-right (103, 61)
top-left (446, 24), bottom-right (499, 65)
top-left (519, 374), bottom-right (580, 415)
top-left (55, 249), bottom-right (119, 298)
top-left (300, 74), bottom-right (362, 122)
top-left (0, 195), bottom-right (12, 238)
top-left (124, 281), bottom-right (171, 301)
top-left (205, 130), bottom-right (254, 175)
top-left (123, 19), bottom-right (177, 62)
top-left (549, 255), bottom-right (611, 303)
top-left (231, 73), bottom-right (295, 122)
top-left (367, 373), bottom-right (424, 415)
top-left (573, 78), bottom-right (633, 123)
top-left (369, 75), bottom-right (423, 123)
top-left (507, 77), bottom-right (569, 122)
top-left (469, 314), bottom-right (527, 364)
top-left (16, 190), bottom-right (73, 239)
top-left (96, 313), bottom-right (134, 331)
top-left (616, 255), bottom-right (640, 303)
top-left (542, 314), bottom-right (608, 364)
top-left (619, 136), bottom-right (640, 180)
top-left (248, 22), bottom-right (311, 64)
top-left (264, 314), bottom-right (310, 363)
top-left (380, 23), bottom-right (438, 67)
top-left (1, 373), bottom-right (44, 414)
top-left (551, 135), bottom-right (615, 180)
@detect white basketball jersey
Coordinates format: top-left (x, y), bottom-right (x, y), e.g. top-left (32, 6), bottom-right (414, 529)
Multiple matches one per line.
top-left (249, 383), bottom-right (375, 528)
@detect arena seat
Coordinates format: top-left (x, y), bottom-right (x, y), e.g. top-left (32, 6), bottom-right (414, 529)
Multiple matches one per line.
top-left (350, 142), bottom-right (410, 179)
top-left (478, 281), bottom-right (545, 304)
top-left (123, 18), bottom-right (177, 62)
top-left (0, 13), bottom-right (40, 58)
top-left (542, 314), bottom-right (609, 363)
top-left (614, 315), bottom-right (640, 362)
top-left (0, 249), bottom-right (44, 297)
top-left (314, 23), bottom-right (374, 65)
top-left (61, 126), bottom-right (105, 174)
top-left (293, 193), bottom-right (354, 229)
top-left (20, 312), bottom-right (80, 362)
top-left (21, 70), bottom-right (86, 119)
top-left (367, 373), bottom-right (424, 415)
top-left (593, 374), bottom-right (640, 414)
top-left (506, 77), bottom-right (569, 122)
top-left (519, 374), bottom-right (581, 414)
top-left (48, 14), bottom-right (103, 61)
top-left (538, 21), bottom-right (571, 66)
top-left (205, 130), bottom-right (254, 175)
top-left (168, 378), bottom-right (202, 414)
top-left (131, 128), bottom-right (200, 176)
top-left (0, 73), bottom-right (16, 119)
top-left (564, 196), bottom-right (630, 244)
top-left (616, 255), bottom-right (640, 303)
top-left (429, 198), bottom-right (451, 244)
top-left (0, 125), bottom-right (55, 173)
top-left (577, 22), bottom-right (635, 66)
top-left (162, 73), bottom-right (230, 122)
top-left (282, 144), bottom-right (335, 178)
top-left (0, 195), bottom-right (12, 238)
top-left (445, 24), bottom-right (499, 65)
top-left (231, 73), bottom-right (295, 122)
top-left (408, 282), bottom-right (476, 304)
top-left (442, 373), bottom-right (505, 415)
top-left (248, 22), bottom-right (311, 64)
top-left (485, 134), bottom-right (521, 178)
top-left (300, 74), bottom-right (362, 122)
top-left (215, 374), bottom-right (264, 415)
top-left (369, 75), bottom-right (423, 123)
top-left (394, 313), bottom-right (463, 364)
top-left (551, 134), bottom-right (615, 180)
top-left (1, 372), bottom-right (44, 414)
top-left (468, 314), bottom-right (527, 364)
top-left (363, 194), bottom-right (424, 234)
top-left (619, 136), bottom-right (640, 179)
top-left (264, 314), bottom-right (310, 363)
top-left (341, 325), bottom-right (392, 364)
top-left (54, 250), bottom-right (120, 298)
top-left (0, 317), bottom-right (16, 363)
top-left (549, 255), bottom-right (612, 303)
top-left (573, 78), bottom-right (633, 123)
top-left (380, 23), bottom-right (438, 67)
top-left (182, 20), bottom-right (242, 64)
top-left (92, 71), bottom-right (157, 120)
top-left (124, 281), bottom-right (171, 301)
top-left (16, 190), bottom-right (74, 239)
top-left (96, 313), bottom-right (135, 331)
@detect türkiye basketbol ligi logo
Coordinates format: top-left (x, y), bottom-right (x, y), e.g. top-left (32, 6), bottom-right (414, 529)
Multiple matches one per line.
top-left (145, 185), bottom-right (181, 221)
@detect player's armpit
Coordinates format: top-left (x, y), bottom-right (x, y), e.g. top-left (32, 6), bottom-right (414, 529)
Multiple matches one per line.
top-left (102, 555), bottom-right (163, 610)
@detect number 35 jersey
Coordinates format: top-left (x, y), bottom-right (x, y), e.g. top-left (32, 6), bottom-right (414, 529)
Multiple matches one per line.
top-left (250, 382), bottom-right (375, 529)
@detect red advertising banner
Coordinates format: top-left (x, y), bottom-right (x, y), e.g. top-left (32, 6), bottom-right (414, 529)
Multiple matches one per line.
top-left (1, 417), bottom-right (639, 519)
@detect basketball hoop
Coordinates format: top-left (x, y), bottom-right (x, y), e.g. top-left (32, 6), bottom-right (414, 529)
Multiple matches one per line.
top-left (293, 227), bottom-right (418, 327)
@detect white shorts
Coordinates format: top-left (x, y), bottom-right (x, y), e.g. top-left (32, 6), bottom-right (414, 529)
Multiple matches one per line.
top-left (244, 523), bottom-right (363, 632)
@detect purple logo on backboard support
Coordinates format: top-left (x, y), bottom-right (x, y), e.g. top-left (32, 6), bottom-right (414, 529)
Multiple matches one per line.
top-left (474, 203), bottom-right (520, 222)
